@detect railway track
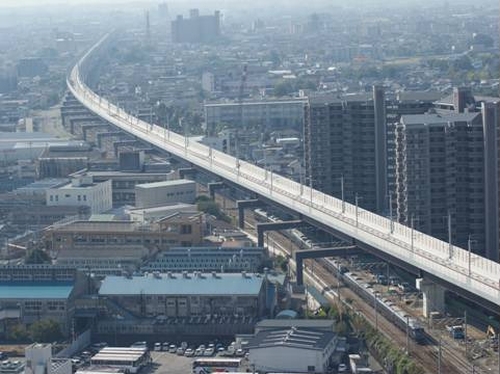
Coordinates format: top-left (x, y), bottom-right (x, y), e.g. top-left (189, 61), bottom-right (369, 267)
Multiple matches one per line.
top-left (236, 206), bottom-right (482, 374)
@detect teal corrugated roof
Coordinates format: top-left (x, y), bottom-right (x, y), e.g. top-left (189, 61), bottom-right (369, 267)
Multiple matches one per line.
top-left (99, 273), bottom-right (264, 296)
top-left (0, 282), bottom-right (74, 299)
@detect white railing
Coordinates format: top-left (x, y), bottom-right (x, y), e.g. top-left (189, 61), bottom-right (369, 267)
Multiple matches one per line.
top-left (67, 38), bottom-right (500, 307)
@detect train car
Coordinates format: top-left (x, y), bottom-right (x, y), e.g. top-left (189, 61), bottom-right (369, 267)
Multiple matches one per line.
top-left (339, 271), bottom-right (426, 344)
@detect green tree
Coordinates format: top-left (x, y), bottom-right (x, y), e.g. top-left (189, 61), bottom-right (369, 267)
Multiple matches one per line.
top-left (25, 249), bottom-right (51, 264)
top-left (196, 196), bottom-right (231, 223)
top-left (29, 319), bottom-right (63, 343)
top-left (7, 324), bottom-right (29, 342)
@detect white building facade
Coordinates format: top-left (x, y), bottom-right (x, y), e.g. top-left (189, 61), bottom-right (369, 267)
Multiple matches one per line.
top-left (46, 176), bottom-right (112, 214)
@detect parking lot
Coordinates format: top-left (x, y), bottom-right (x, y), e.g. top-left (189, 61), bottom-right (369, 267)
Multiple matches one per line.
top-left (147, 351), bottom-right (193, 374)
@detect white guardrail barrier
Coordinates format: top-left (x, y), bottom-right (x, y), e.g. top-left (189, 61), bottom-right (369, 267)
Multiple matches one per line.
top-left (68, 35), bottom-right (500, 307)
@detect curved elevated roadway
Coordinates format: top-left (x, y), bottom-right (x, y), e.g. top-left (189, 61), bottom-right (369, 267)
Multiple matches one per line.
top-left (68, 35), bottom-right (500, 311)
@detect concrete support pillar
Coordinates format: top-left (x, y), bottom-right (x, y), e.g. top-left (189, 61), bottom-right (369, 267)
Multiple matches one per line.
top-left (236, 199), bottom-right (261, 229)
top-left (178, 167), bottom-right (197, 179)
top-left (416, 278), bottom-right (445, 318)
top-left (207, 182), bottom-right (224, 199)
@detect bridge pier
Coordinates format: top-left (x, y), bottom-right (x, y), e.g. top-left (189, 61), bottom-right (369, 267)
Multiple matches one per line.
top-left (208, 182), bottom-right (225, 199)
top-left (416, 278), bottom-right (445, 318)
top-left (178, 167), bottom-right (197, 179)
top-left (236, 199), bottom-right (263, 229)
top-left (295, 246), bottom-right (359, 286)
top-left (256, 220), bottom-right (303, 247)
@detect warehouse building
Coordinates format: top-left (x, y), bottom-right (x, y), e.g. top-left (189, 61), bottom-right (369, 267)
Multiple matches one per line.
top-left (0, 266), bottom-right (86, 337)
top-left (143, 246), bottom-right (266, 273)
top-left (98, 271), bottom-right (266, 318)
top-left (247, 327), bottom-right (338, 373)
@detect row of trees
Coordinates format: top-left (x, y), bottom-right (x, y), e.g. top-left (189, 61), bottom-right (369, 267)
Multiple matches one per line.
top-left (7, 319), bottom-right (63, 343)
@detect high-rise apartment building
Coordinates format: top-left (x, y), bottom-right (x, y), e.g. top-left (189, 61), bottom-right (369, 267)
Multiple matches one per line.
top-left (304, 86), bottom-right (386, 213)
top-left (395, 111), bottom-right (485, 250)
top-left (395, 89), bottom-right (500, 260)
top-left (171, 9), bottom-right (221, 43)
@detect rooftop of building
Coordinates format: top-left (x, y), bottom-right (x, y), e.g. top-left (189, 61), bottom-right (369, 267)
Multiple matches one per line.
top-left (15, 178), bottom-right (70, 191)
top-left (135, 179), bottom-right (195, 189)
top-left (255, 319), bottom-right (335, 331)
top-left (204, 98), bottom-right (307, 107)
top-left (0, 282), bottom-right (74, 299)
top-left (396, 90), bottom-right (443, 102)
top-left (401, 111), bottom-right (480, 126)
top-left (99, 272), bottom-right (264, 296)
top-left (247, 326), bottom-right (336, 351)
top-left (308, 92), bottom-right (373, 105)
top-left (128, 203), bottom-right (197, 214)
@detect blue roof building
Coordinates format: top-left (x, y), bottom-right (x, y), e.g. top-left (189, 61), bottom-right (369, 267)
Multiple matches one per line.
top-left (98, 271), bottom-right (266, 318)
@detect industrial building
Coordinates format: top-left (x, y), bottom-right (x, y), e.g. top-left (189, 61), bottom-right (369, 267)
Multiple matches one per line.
top-left (247, 327), bottom-right (338, 373)
top-left (143, 246), bottom-right (266, 273)
top-left (98, 272), bottom-right (266, 318)
top-left (0, 266), bottom-right (86, 337)
top-left (135, 179), bottom-right (196, 208)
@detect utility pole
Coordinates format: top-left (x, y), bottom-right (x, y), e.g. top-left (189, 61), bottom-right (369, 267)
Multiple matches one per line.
top-left (447, 211), bottom-right (453, 259)
top-left (406, 315), bottom-right (410, 355)
top-left (374, 294), bottom-right (378, 331)
top-left (355, 193), bottom-right (360, 227)
top-left (464, 311), bottom-right (468, 360)
top-left (438, 334), bottom-right (442, 374)
top-left (341, 174), bottom-right (345, 213)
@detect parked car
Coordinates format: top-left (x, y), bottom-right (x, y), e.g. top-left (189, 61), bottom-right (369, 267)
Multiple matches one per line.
top-left (176, 347), bottom-right (185, 355)
top-left (168, 344), bottom-right (177, 353)
top-left (184, 348), bottom-right (195, 357)
top-left (161, 342), bottom-right (170, 351)
top-left (204, 348), bottom-right (215, 356)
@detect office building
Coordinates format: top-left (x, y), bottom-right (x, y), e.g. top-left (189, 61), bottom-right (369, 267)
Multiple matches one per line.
top-left (135, 179), bottom-right (196, 208)
top-left (46, 176), bottom-right (112, 214)
top-left (171, 9), bottom-right (221, 43)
